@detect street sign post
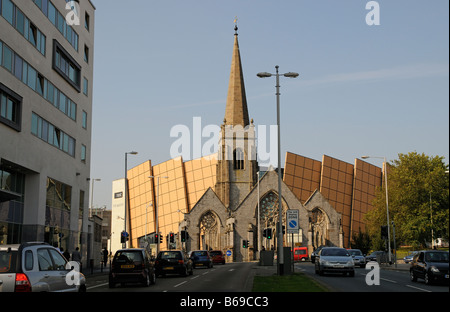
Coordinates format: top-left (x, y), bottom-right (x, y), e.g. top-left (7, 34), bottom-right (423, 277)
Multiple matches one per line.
top-left (286, 210), bottom-right (299, 234)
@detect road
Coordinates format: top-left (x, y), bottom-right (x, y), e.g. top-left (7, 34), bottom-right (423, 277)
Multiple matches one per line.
top-left (86, 262), bottom-right (255, 292)
top-left (296, 262), bottom-right (449, 293)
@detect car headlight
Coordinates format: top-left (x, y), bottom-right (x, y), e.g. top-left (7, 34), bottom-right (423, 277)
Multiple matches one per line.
top-left (347, 260), bottom-right (354, 265)
top-left (321, 260), bottom-right (330, 266)
top-left (430, 266), bottom-right (440, 273)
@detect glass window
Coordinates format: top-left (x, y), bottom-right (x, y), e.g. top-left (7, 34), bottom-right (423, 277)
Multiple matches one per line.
top-left (48, 249), bottom-right (66, 271)
top-left (14, 54), bottom-right (23, 80)
top-left (37, 249), bottom-right (53, 271)
top-left (31, 113), bottom-right (38, 135)
top-left (59, 93), bottom-right (66, 113)
top-left (82, 111), bottom-right (87, 129)
top-left (16, 9), bottom-right (25, 35)
top-left (2, 44), bottom-right (12, 72)
top-left (0, 94), bottom-right (6, 118)
top-left (81, 144), bottom-right (86, 162)
top-left (57, 12), bottom-right (64, 34)
top-left (21, 61), bottom-right (28, 84)
top-left (47, 81), bottom-right (55, 104)
top-left (24, 250), bottom-right (34, 271)
top-left (83, 77), bottom-right (88, 95)
top-left (27, 65), bottom-right (37, 90)
top-left (48, 1), bottom-right (56, 25)
top-left (2, 0), bottom-right (14, 25)
top-left (48, 123), bottom-right (54, 145)
top-left (0, 41), bottom-right (3, 67)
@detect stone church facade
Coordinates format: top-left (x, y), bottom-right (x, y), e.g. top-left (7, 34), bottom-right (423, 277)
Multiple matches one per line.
top-left (120, 27), bottom-right (383, 261)
top-left (179, 28), bottom-right (343, 262)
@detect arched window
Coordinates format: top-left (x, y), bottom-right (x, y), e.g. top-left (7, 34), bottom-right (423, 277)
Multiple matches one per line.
top-left (233, 148), bottom-right (244, 170)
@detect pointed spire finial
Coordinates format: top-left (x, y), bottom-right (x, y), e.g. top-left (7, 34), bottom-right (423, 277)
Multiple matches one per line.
top-left (234, 16), bottom-right (238, 35)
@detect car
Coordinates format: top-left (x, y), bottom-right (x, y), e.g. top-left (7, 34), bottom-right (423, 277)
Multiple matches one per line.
top-left (109, 248), bottom-right (156, 288)
top-left (209, 250), bottom-right (226, 265)
top-left (410, 250), bottom-right (449, 285)
top-left (293, 247), bottom-right (309, 262)
top-left (155, 250), bottom-right (193, 277)
top-left (347, 249), bottom-right (366, 268)
top-left (310, 246), bottom-right (324, 263)
top-left (403, 251), bottom-right (418, 264)
top-left (315, 247), bottom-right (355, 277)
top-left (189, 250), bottom-right (213, 268)
top-left (366, 251), bottom-right (392, 263)
top-left (0, 242), bottom-right (86, 292)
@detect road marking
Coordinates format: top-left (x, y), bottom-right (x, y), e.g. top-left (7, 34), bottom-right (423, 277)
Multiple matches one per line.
top-left (228, 268), bottom-right (235, 272)
top-left (202, 271), bottom-right (210, 275)
top-left (405, 284), bottom-right (432, 292)
top-left (191, 275), bottom-right (199, 280)
top-left (86, 282), bottom-right (108, 290)
top-left (380, 277), bottom-right (397, 283)
top-left (174, 281), bottom-right (187, 288)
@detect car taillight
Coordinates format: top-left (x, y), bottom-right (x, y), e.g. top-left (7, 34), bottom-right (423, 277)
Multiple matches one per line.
top-left (178, 260), bottom-right (184, 264)
top-left (15, 273), bottom-right (32, 292)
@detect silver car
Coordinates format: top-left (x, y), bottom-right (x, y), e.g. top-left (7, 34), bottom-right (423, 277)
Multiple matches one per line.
top-left (348, 249), bottom-right (366, 268)
top-left (0, 242), bottom-right (86, 292)
top-left (315, 247), bottom-right (355, 276)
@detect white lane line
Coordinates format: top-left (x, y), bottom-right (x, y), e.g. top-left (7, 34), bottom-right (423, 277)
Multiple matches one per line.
top-left (228, 268), bottom-right (235, 272)
top-left (405, 284), bottom-right (432, 292)
top-left (86, 282), bottom-right (108, 290)
top-left (380, 277), bottom-right (397, 283)
top-left (174, 281), bottom-right (187, 288)
top-left (191, 275), bottom-right (199, 280)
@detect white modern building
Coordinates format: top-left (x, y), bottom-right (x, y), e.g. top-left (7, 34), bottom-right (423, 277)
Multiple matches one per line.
top-left (0, 0), bottom-right (96, 264)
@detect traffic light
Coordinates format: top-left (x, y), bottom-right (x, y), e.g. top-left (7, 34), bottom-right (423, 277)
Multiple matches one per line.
top-left (154, 233), bottom-right (160, 244)
top-left (181, 230), bottom-right (188, 242)
top-left (282, 225), bottom-right (285, 234)
top-left (242, 239), bottom-right (248, 248)
top-left (120, 231), bottom-right (129, 243)
top-left (169, 232), bottom-right (175, 243)
top-left (266, 228), bottom-right (272, 239)
top-left (381, 225), bottom-right (388, 239)
top-left (160, 234), bottom-right (163, 243)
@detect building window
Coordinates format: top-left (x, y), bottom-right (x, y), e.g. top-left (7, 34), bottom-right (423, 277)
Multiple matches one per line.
top-left (0, 82), bottom-right (22, 132)
top-left (31, 113), bottom-right (76, 157)
top-left (84, 45), bottom-right (89, 63)
top-left (85, 12), bottom-right (90, 31)
top-left (82, 111), bottom-right (87, 129)
top-left (233, 148), bottom-right (244, 170)
top-left (81, 144), bottom-right (86, 162)
top-left (83, 77), bottom-right (88, 96)
top-left (52, 40), bottom-right (81, 92)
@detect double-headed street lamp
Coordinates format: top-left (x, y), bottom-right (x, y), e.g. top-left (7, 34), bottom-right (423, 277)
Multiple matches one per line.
top-left (362, 155), bottom-right (393, 264)
top-left (257, 66), bottom-right (299, 275)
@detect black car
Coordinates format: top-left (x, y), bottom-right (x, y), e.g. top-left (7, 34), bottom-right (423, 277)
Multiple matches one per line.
top-left (410, 250), bottom-right (449, 285)
top-left (109, 248), bottom-right (156, 288)
top-left (310, 246), bottom-right (324, 264)
top-left (155, 250), bottom-right (193, 277)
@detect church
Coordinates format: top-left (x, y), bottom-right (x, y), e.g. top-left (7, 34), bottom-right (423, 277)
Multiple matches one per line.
top-left (113, 27), bottom-right (384, 262)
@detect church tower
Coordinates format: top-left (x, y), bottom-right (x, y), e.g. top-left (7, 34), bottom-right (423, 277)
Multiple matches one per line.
top-left (216, 25), bottom-right (258, 210)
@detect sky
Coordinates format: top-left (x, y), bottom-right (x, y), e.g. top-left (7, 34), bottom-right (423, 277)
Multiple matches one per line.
top-left (89, 0), bottom-right (449, 211)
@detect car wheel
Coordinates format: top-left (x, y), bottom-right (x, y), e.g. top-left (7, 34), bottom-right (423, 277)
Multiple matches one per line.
top-left (349, 271), bottom-right (355, 277)
top-left (109, 277), bottom-right (116, 288)
top-left (410, 270), bottom-right (417, 282)
top-left (182, 266), bottom-right (188, 277)
top-left (143, 272), bottom-right (151, 287)
top-left (150, 271), bottom-right (156, 285)
top-left (424, 272), bottom-right (432, 285)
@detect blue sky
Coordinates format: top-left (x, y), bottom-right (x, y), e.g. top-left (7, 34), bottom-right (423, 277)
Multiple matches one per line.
top-left (90, 0), bottom-right (449, 210)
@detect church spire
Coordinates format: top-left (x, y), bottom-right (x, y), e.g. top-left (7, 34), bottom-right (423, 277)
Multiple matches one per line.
top-left (224, 24), bottom-right (249, 128)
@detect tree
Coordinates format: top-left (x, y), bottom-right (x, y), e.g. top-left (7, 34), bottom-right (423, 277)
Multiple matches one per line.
top-left (365, 152), bottom-right (449, 249)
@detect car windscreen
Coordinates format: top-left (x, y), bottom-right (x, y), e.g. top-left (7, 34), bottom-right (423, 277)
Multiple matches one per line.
top-left (158, 251), bottom-right (182, 260)
top-left (193, 251), bottom-right (208, 257)
top-left (114, 251), bottom-right (143, 264)
top-left (321, 249), bottom-right (349, 257)
top-left (209, 251), bottom-right (222, 256)
top-left (0, 250), bottom-right (17, 273)
top-left (349, 250), bottom-right (362, 256)
top-left (425, 252), bottom-right (449, 263)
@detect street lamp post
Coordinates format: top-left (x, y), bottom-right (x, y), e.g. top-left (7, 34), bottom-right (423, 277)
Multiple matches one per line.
top-left (124, 151), bottom-right (138, 248)
top-left (258, 66), bottom-right (299, 275)
top-left (362, 155), bottom-right (392, 264)
top-left (149, 175), bottom-right (169, 254)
